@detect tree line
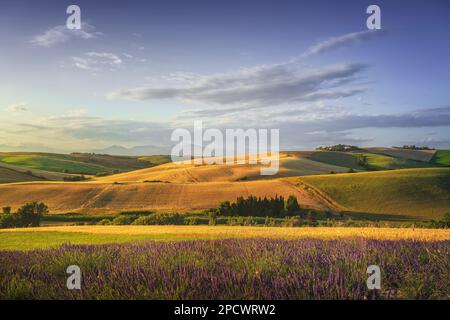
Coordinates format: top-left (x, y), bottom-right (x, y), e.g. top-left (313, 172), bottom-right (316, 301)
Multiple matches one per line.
top-left (0, 202), bottom-right (47, 228)
top-left (215, 195), bottom-right (301, 217)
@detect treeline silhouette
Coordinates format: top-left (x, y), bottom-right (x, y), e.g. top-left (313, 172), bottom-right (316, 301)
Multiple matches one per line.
top-left (216, 195), bottom-right (300, 217)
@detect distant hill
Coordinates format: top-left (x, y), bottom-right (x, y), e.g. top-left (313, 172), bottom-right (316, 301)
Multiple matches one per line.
top-left (0, 149), bottom-right (449, 220)
top-left (0, 162), bottom-right (75, 183)
top-left (308, 150), bottom-right (438, 171)
top-left (0, 152), bottom-right (169, 178)
top-left (93, 152), bottom-right (350, 183)
top-left (93, 145), bottom-right (171, 156)
top-left (0, 166), bottom-right (44, 184)
top-left (362, 147), bottom-right (436, 162)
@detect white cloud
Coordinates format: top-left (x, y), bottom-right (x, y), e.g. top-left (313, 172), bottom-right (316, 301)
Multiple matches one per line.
top-left (5, 103), bottom-right (29, 113)
top-left (72, 52), bottom-right (123, 71)
top-left (110, 63), bottom-right (366, 108)
top-left (301, 30), bottom-right (383, 58)
top-left (30, 23), bottom-right (101, 47)
top-left (109, 29), bottom-right (382, 109)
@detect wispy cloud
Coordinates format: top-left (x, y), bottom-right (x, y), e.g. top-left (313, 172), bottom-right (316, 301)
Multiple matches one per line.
top-left (178, 88), bottom-right (363, 119)
top-left (5, 103), bottom-right (29, 113)
top-left (301, 30), bottom-right (383, 58)
top-left (72, 52), bottom-right (123, 71)
top-left (30, 23), bottom-right (101, 47)
top-left (110, 63), bottom-right (367, 107)
top-left (274, 106), bottom-right (450, 133)
top-left (109, 29), bottom-right (381, 111)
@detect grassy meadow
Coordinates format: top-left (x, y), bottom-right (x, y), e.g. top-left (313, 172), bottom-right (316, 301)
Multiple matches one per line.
top-left (299, 168), bottom-right (450, 219)
top-left (432, 150), bottom-right (450, 166)
top-left (0, 225), bottom-right (449, 250)
top-left (308, 150), bottom-right (438, 171)
top-left (0, 152), bottom-right (169, 176)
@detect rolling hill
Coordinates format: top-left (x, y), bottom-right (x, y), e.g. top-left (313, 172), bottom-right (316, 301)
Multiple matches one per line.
top-left (297, 168), bottom-right (450, 219)
top-left (307, 151), bottom-right (366, 170)
top-left (308, 150), bottom-right (438, 171)
top-left (0, 179), bottom-right (335, 214)
top-left (0, 150), bottom-right (448, 219)
top-left (0, 152), bottom-right (170, 182)
top-left (94, 152), bottom-right (350, 183)
top-left (431, 150), bottom-right (450, 166)
top-left (0, 152), bottom-right (348, 213)
top-left (362, 147), bottom-right (436, 162)
top-left (0, 162), bottom-right (76, 182)
top-left (0, 167), bottom-right (44, 184)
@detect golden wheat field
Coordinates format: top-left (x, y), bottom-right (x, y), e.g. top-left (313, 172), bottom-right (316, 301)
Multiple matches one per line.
top-left (0, 152), bottom-right (345, 214)
top-left (0, 179), bottom-right (336, 214)
top-left (3, 225), bottom-right (449, 241)
top-left (93, 152), bottom-right (348, 183)
top-left (0, 152), bottom-right (448, 218)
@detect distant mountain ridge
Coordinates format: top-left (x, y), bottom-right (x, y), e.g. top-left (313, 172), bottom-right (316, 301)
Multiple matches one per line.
top-left (92, 145), bottom-right (171, 156)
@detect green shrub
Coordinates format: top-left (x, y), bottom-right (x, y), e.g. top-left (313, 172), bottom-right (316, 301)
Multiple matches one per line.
top-left (0, 202), bottom-right (48, 228)
top-left (111, 215), bottom-right (138, 225)
top-left (243, 217), bottom-right (258, 226)
top-left (0, 214), bottom-right (16, 228)
top-left (306, 214), bottom-right (318, 227)
top-left (208, 211), bottom-right (217, 226)
top-left (284, 216), bottom-right (303, 227)
top-left (442, 212), bottom-right (450, 226)
top-left (356, 154), bottom-right (368, 167)
top-left (132, 213), bottom-right (185, 225)
top-left (97, 219), bottom-right (112, 225)
top-left (226, 216), bottom-right (259, 226)
top-left (264, 216), bottom-right (280, 226)
top-left (185, 216), bottom-right (203, 225)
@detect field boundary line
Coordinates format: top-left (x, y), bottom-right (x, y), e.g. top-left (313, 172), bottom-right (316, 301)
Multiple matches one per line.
top-left (284, 178), bottom-right (346, 212)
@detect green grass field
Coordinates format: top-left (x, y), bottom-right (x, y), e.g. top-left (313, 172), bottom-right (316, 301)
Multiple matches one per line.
top-left (0, 167), bottom-right (43, 184)
top-left (0, 152), bottom-right (168, 176)
top-left (0, 162), bottom-right (75, 182)
top-left (1, 225), bottom-right (448, 250)
top-left (299, 168), bottom-right (450, 219)
top-left (309, 151), bottom-right (437, 171)
top-left (308, 151), bottom-right (365, 170)
top-left (0, 154), bottom-right (110, 175)
top-left (138, 155), bottom-right (172, 166)
top-left (0, 232), bottom-right (194, 250)
top-left (431, 150), bottom-right (450, 166)
top-left (359, 152), bottom-right (437, 170)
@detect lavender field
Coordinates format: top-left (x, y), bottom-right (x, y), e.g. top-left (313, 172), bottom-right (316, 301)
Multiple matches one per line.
top-left (0, 239), bottom-right (448, 300)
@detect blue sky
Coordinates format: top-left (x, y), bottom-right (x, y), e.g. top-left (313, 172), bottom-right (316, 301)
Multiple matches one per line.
top-left (1, 0), bottom-right (449, 153)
